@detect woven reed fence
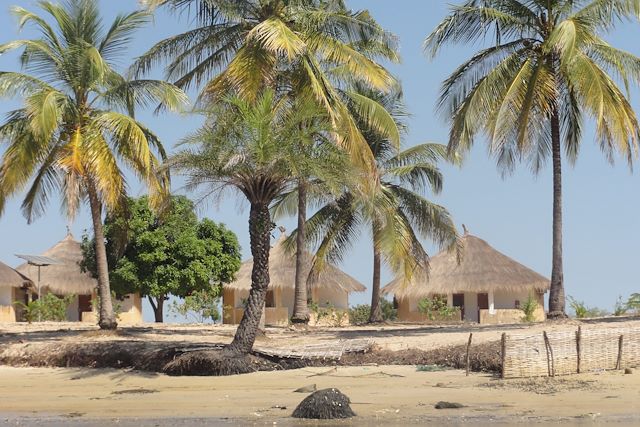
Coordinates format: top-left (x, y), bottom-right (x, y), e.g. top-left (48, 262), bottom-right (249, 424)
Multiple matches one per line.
top-left (502, 326), bottom-right (640, 379)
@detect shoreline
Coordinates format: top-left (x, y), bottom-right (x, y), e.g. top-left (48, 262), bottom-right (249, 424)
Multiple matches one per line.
top-left (1, 365), bottom-right (639, 425)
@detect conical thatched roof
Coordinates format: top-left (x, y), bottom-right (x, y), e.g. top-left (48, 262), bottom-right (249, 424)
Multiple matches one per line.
top-left (225, 234), bottom-right (365, 293)
top-left (16, 233), bottom-right (96, 295)
top-left (0, 261), bottom-right (32, 289)
top-left (383, 232), bottom-right (549, 299)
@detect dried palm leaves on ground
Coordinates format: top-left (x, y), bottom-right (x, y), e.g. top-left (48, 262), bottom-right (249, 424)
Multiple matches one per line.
top-left (0, 340), bottom-right (502, 376)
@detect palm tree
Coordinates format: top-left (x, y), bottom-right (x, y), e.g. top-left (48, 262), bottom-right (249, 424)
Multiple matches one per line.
top-left (0, 0), bottom-right (187, 329)
top-left (139, 0), bottom-right (402, 325)
top-left (300, 88), bottom-right (460, 323)
top-left (425, 0), bottom-right (640, 318)
top-left (170, 90), bottom-right (342, 353)
top-left (271, 106), bottom-right (353, 324)
top-left (137, 0), bottom-right (401, 170)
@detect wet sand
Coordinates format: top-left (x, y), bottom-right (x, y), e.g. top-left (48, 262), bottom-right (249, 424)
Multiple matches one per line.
top-left (1, 365), bottom-right (639, 425)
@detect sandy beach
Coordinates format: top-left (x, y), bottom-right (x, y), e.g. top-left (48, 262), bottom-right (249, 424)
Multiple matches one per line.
top-left (1, 318), bottom-right (639, 425)
top-left (1, 364), bottom-right (639, 426)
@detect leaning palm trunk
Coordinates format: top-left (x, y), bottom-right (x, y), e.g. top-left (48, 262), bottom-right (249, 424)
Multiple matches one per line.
top-left (291, 181), bottom-right (309, 323)
top-left (548, 108), bottom-right (566, 318)
top-left (226, 202), bottom-right (272, 354)
top-left (369, 229), bottom-right (383, 323)
top-left (87, 180), bottom-right (117, 330)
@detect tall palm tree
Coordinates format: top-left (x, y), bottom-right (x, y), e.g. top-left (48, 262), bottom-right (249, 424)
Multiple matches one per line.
top-left (425, 0), bottom-right (640, 318)
top-left (271, 105), bottom-right (354, 324)
top-left (299, 89), bottom-right (460, 323)
top-left (137, 0), bottom-right (401, 171)
top-left (170, 90), bottom-right (343, 353)
top-left (0, 0), bottom-right (187, 329)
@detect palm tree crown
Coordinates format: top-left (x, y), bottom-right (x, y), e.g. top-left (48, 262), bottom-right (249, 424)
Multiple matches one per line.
top-left (301, 88), bottom-right (460, 322)
top-left (170, 90), bottom-right (344, 352)
top-left (425, 0), bottom-right (640, 169)
top-left (138, 0), bottom-right (401, 169)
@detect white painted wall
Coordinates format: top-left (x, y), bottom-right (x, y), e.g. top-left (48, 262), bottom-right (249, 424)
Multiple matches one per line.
top-left (315, 288), bottom-right (348, 309)
top-left (0, 287), bottom-right (12, 306)
top-left (494, 290), bottom-right (533, 309)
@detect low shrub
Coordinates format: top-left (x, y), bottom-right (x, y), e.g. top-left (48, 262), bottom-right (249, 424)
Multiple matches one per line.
top-left (417, 295), bottom-right (459, 321)
top-left (15, 293), bottom-right (75, 322)
top-left (520, 294), bottom-right (539, 323)
top-left (348, 299), bottom-right (397, 324)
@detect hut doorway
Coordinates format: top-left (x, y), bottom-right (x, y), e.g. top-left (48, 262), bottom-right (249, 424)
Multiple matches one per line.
top-left (477, 293), bottom-right (489, 322)
top-left (78, 295), bottom-right (92, 321)
top-left (452, 293), bottom-right (464, 320)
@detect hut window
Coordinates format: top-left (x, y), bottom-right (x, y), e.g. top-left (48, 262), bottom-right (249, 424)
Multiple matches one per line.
top-left (265, 290), bottom-right (275, 308)
top-left (515, 300), bottom-right (520, 309)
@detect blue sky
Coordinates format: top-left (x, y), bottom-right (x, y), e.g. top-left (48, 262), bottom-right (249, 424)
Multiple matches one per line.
top-left (0, 1), bottom-right (639, 322)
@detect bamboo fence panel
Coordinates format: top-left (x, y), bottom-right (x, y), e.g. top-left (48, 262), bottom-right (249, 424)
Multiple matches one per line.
top-left (502, 326), bottom-right (640, 379)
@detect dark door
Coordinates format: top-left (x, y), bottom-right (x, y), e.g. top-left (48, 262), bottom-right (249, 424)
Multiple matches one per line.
top-left (477, 293), bottom-right (489, 322)
top-left (78, 295), bottom-right (92, 320)
top-left (452, 293), bottom-right (465, 320)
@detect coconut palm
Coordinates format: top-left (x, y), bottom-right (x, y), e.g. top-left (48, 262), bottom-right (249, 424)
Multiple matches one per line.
top-left (170, 90), bottom-right (344, 354)
top-left (425, 0), bottom-right (640, 318)
top-left (0, 0), bottom-right (187, 329)
top-left (299, 88), bottom-right (460, 323)
top-left (139, 0), bottom-right (402, 325)
top-left (137, 0), bottom-right (401, 170)
top-left (271, 113), bottom-right (354, 324)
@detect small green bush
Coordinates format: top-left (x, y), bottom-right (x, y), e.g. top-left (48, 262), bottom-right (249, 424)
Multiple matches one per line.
top-left (417, 295), bottom-right (459, 321)
top-left (613, 295), bottom-right (627, 316)
top-left (15, 293), bottom-right (75, 322)
top-left (626, 293), bottom-right (640, 314)
top-left (348, 299), bottom-right (397, 324)
top-left (349, 304), bottom-right (371, 324)
top-left (170, 289), bottom-right (221, 323)
top-left (520, 294), bottom-right (539, 323)
top-left (308, 301), bottom-right (348, 327)
top-left (568, 295), bottom-right (608, 319)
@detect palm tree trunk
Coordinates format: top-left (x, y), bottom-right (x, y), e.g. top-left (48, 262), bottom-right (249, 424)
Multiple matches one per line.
top-left (369, 228), bottom-right (383, 323)
top-left (548, 107), bottom-right (567, 319)
top-left (291, 181), bottom-right (309, 324)
top-left (87, 180), bottom-right (117, 330)
top-left (226, 202), bottom-right (272, 354)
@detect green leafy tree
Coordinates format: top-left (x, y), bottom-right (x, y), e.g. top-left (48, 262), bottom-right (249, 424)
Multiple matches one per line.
top-left (0, 0), bottom-right (187, 330)
top-left (81, 195), bottom-right (241, 322)
top-left (299, 87), bottom-right (459, 323)
top-left (425, 0), bottom-right (640, 318)
top-left (169, 90), bottom-right (336, 356)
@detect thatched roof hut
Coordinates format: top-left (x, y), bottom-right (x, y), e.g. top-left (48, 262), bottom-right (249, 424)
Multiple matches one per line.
top-left (16, 233), bottom-right (96, 295)
top-left (225, 234), bottom-right (365, 293)
top-left (0, 261), bottom-right (32, 289)
top-left (383, 232), bottom-right (549, 299)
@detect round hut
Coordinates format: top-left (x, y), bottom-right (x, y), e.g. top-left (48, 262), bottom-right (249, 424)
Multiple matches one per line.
top-left (16, 233), bottom-right (143, 324)
top-left (383, 231), bottom-right (549, 324)
top-left (223, 233), bottom-right (365, 326)
top-left (0, 261), bottom-right (33, 322)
